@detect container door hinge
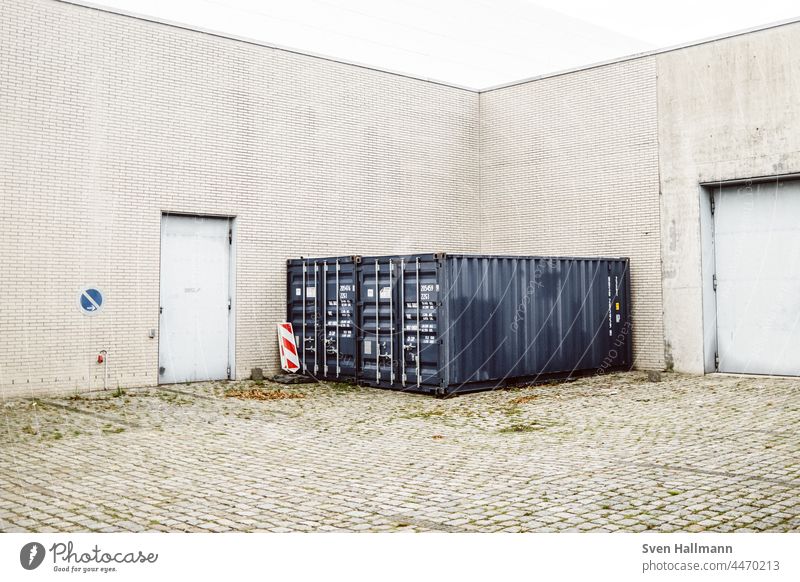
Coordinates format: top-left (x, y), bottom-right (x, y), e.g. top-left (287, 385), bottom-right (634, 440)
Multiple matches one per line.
top-left (228, 298), bottom-right (232, 310)
top-left (228, 228), bottom-right (232, 244)
top-left (710, 196), bottom-right (715, 215)
top-left (226, 365), bottom-right (231, 379)
top-left (714, 352), bottom-right (719, 370)
top-left (712, 274), bottom-right (717, 291)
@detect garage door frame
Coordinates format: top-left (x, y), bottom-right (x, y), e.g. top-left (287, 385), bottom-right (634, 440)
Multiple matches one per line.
top-left (699, 173), bottom-right (800, 374)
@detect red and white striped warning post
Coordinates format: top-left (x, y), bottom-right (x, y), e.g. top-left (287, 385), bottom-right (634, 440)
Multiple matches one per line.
top-left (277, 322), bottom-right (300, 373)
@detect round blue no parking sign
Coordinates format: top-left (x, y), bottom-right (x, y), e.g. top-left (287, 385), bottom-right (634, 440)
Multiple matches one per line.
top-left (78, 287), bottom-right (104, 315)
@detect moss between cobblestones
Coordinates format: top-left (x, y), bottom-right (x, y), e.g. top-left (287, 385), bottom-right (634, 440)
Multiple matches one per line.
top-left (224, 387), bottom-right (305, 401)
top-left (155, 392), bottom-right (194, 405)
top-left (402, 409), bottom-right (446, 419)
top-left (318, 381), bottom-right (363, 393)
top-left (101, 426), bottom-right (125, 435)
top-left (499, 422), bottom-right (548, 433)
top-left (509, 395), bottom-right (539, 405)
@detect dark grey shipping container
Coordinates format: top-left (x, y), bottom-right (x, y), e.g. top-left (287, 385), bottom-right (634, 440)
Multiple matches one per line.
top-left (286, 256), bottom-right (359, 380)
top-left (356, 253), bottom-right (632, 395)
top-left (288, 253), bottom-right (632, 395)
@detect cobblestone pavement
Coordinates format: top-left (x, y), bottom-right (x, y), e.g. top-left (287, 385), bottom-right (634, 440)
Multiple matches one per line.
top-left (1, 372), bottom-right (798, 532)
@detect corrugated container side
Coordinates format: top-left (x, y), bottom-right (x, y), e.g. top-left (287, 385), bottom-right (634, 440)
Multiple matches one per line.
top-left (286, 256), bottom-right (359, 380)
top-left (444, 256), bottom-right (632, 393)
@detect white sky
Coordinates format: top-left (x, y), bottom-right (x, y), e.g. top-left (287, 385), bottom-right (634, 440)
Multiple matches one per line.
top-left (78, 0), bottom-right (800, 88)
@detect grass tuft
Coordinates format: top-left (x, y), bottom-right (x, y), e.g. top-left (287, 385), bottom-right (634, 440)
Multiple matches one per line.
top-left (225, 388), bottom-right (305, 401)
top-left (509, 395), bottom-right (539, 405)
top-left (499, 422), bottom-right (546, 433)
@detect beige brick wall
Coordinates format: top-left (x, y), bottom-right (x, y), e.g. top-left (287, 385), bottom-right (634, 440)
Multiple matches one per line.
top-left (11, 0), bottom-right (793, 397)
top-left (478, 58), bottom-right (665, 370)
top-left (0, 0), bottom-right (480, 397)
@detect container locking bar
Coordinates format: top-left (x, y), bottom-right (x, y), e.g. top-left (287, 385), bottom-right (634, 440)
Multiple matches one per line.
top-left (314, 261), bottom-right (319, 374)
top-left (400, 258), bottom-right (406, 387)
top-left (375, 259), bottom-right (380, 383)
top-left (323, 261), bottom-right (327, 378)
top-left (302, 261), bottom-right (307, 374)
top-left (389, 259), bottom-right (394, 385)
top-left (336, 259), bottom-right (340, 377)
top-left (416, 257), bottom-right (421, 388)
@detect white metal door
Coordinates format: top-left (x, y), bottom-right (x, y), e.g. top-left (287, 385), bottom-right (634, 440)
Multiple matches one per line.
top-left (714, 180), bottom-right (800, 375)
top-left (159, 214), bottom-right (231, 383)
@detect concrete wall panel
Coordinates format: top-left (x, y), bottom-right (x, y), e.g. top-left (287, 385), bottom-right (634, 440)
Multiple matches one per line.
top-left (657, 21), bottom-right (800, 373)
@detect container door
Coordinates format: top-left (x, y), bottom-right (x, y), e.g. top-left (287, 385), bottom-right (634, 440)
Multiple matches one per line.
top-left (159, 214), bottom-right (231, 384)
top-left (360, 258), bottom-right (401, 386)
top-left (287, 258), bottom-right (358, 380)
top-left (398, 256), bottom-right (442, 389)
top-left (291, 260), bottom-right (322, 377)
top-left (356, 255), bottom-right (441, 390)
top-left (321, 259), bottom-right (357, 378)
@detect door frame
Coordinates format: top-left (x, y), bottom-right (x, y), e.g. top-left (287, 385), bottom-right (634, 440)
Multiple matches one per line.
top-left (157, 211), bottom-right (237, 383)
top-left (699, 173), bottom-right (797, 374)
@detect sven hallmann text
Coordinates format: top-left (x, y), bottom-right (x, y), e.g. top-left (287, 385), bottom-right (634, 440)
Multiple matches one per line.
top-left (642, 544), bottom-right (733, 555)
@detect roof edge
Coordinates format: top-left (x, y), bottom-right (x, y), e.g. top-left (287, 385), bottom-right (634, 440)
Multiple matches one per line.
top-left (480, 15), bottom-right (800, 93)
top-left (53, 0), bottom-right (479, 92)
top-left (53, 0), bottom-right (800, 93)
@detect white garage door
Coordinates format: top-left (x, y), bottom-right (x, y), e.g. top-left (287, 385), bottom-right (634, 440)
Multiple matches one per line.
top-left (714, 180), bottom-right (800, 375)
top-left (159, 214), bottom-right (232, 383)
